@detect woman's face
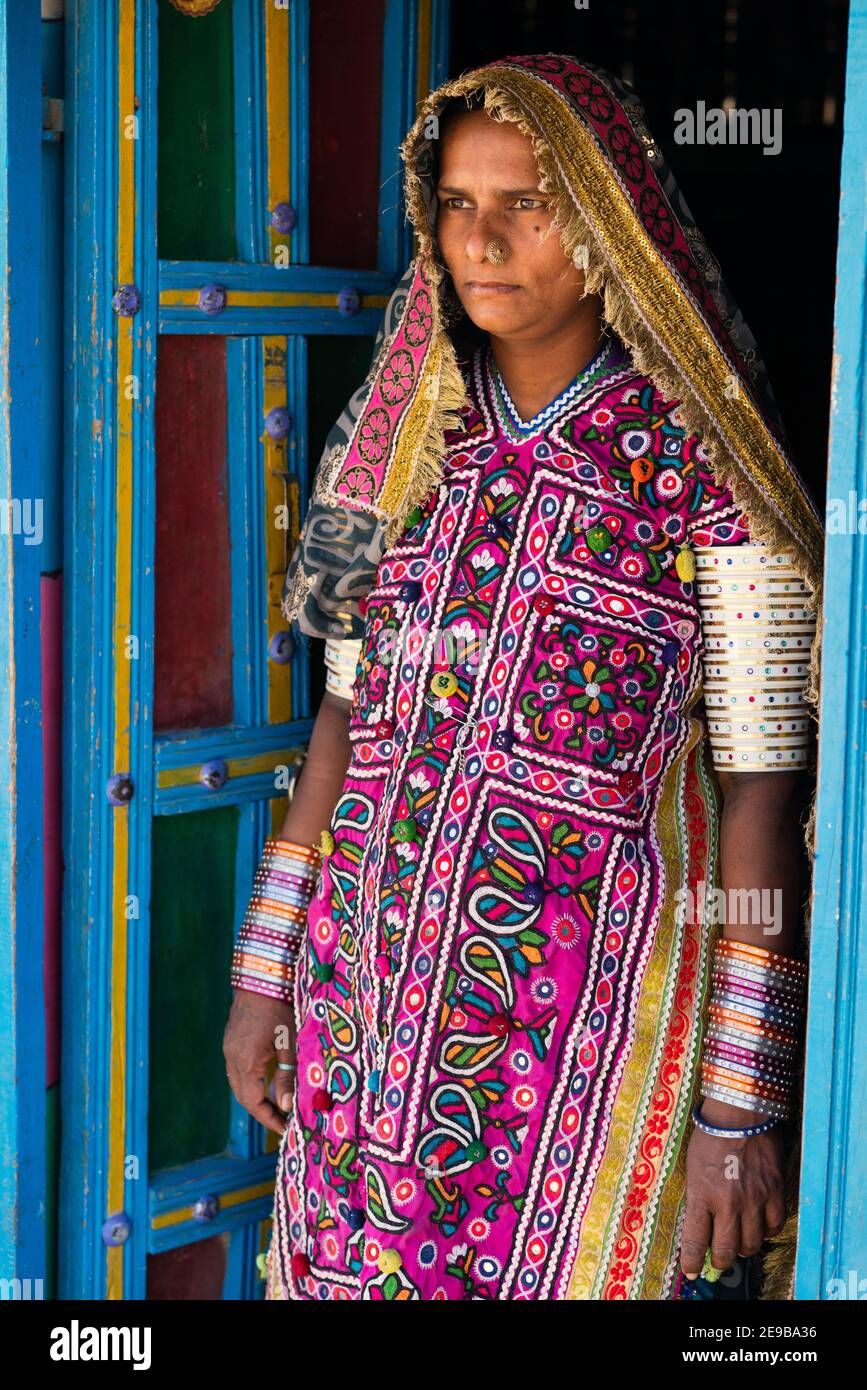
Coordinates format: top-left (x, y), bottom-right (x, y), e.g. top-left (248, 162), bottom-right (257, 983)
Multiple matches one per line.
top-left (435, 106), bottom-right (587, 341)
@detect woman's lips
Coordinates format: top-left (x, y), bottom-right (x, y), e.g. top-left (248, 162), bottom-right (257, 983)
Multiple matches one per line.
top-left (465, 281), bottom-right (521, 295)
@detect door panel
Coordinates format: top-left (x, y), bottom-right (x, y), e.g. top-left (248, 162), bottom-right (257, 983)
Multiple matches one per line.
top-left (157, 0), bottom-right (237, 262)
top-left (148, 807), bottom-right (238, 1172)
top-left (146, 1233), bottom-right (230, 1301)
top-left (309, 0), bottom-right (387, 268)
top-left (154, 335), bottom-right (234, 732)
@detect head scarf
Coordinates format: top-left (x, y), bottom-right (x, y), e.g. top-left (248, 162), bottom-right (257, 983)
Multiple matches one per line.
top-left (281, 54), bottom-right (825, 1299)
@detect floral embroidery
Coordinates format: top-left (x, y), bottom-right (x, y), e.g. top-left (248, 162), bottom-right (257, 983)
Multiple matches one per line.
top-left (405, 288), bottom-right (433, 347)
top-left (358, 406), bottom-right (391, 464)
top-left (381, 348), bottom-right (415, 405)
top-left (519, 620), bottom-right (662, 767)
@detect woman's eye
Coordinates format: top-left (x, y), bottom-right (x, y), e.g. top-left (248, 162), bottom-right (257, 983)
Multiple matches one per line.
top-left (514, 197), bottom-right (545, 210)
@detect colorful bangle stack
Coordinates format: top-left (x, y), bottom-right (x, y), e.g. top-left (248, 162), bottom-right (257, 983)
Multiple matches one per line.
top-left (700, 938), bottom-right (808, 1120)
top-left (231, 835), bottom-right (325, 1003)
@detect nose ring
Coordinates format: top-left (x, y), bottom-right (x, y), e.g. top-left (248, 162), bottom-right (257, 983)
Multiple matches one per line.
top-left (485, 238), bottom-right (511, 265)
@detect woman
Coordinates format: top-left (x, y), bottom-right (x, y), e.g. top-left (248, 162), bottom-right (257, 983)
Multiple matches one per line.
top-left (224, 54), bottom-right (823, 1301)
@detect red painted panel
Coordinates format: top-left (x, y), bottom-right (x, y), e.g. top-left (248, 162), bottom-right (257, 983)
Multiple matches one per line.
top-left (154, 335), bottom-right (233, 731)
top-left (147, 1234), bottom-right (229, 1300)
top-left (309, 0), bottom-right (385, 268)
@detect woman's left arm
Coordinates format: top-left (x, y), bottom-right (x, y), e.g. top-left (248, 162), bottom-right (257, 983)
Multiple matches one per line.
top-left (679, 767), bottom-right (806, 1281)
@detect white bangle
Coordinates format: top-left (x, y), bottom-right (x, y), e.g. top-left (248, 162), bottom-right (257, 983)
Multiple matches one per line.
top-left (324, 636), bottom-right (363, 702)
top-left (694, 545), bottom-right (817, 770)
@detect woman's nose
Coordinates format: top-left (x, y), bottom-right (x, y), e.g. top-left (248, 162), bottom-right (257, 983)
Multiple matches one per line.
top-left (464, 217), bottom-right (503, 264)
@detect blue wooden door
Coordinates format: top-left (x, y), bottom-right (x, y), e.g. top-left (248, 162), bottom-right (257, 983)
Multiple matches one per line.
top-left (59, 0), bottom-right (448, 1301)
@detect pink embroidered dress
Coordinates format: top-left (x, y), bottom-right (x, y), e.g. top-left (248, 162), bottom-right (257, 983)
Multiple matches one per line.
top-left (265, 330), bottom-right (753, 1301)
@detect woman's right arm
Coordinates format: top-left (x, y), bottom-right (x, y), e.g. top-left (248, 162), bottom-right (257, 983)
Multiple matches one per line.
top-left (275, 688), bottom-right (354, 845)
top-left (222, 689), bottom-right (353, 1135)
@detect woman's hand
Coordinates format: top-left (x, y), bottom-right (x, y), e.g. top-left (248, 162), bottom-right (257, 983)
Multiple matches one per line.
top-left (680, 1102), bottom-right (787, 1280)
top-left (223, 990), bottom-right (296, 1138)
top-left (681, 770), bottom-right (802, 1281)
top-left (222, 692), bottom-right (352, 1135)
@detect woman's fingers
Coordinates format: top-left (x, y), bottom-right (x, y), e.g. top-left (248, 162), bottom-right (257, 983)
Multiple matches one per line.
top-left (226, 1039), bottom-right (277, 1131)
top-left (739, 1205), bottom-right (766, 1258)
top-left (709, 1211), bottom-right (741, 1272)
top-left (246, 1086), bottom-right (289, 1138)
top-left (224, 1055), bottom-right (242, 1107)
top-left (222, 991), bottom-right (296, 1134)
top-left (237, 1053), bottom-right (289, 1137)
top-left (225, 1041), bottom-right (284, 1134)
top-left (680, 1197), bottom-right (712, 1279)
top-left (274, 1025), bottom-right (296, 1115)
top-left (764, 1194), bottom-right (787, 1239)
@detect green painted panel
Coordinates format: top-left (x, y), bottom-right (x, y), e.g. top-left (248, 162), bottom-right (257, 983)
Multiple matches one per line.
top-left (157, 0), bottom-right (236, 262)
top-left (149, 807), bottom-right (238, 1172)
